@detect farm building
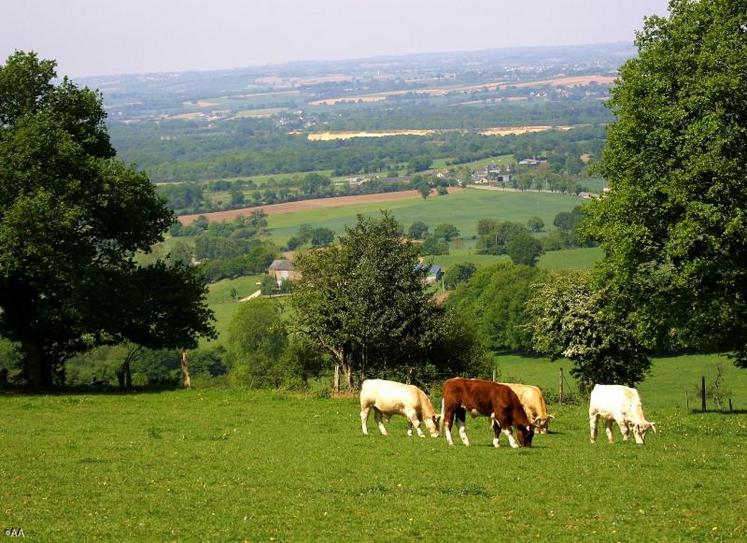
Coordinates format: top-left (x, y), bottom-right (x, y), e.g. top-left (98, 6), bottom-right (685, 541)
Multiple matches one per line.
top-left (415, 262), bottom-right (444, 285)
top-left (518, 157), bottom-right (549, 166)
top-left (268, 259), bottom-right (299, 285)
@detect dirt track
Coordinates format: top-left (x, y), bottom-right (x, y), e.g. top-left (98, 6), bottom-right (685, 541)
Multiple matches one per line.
top-left (177, 188), bottom-right (463, 225)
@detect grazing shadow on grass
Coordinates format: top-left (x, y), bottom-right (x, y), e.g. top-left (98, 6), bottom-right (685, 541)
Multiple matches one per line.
top-left (688, 409), bottom-right (747, 415)
top-left (0, 384), bottom-right (184, 396)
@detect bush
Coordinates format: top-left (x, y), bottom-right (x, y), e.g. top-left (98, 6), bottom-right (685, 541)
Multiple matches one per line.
top-left (421, 234), bottom-right (449, 255)
top-left (449, 262), bottom-right (547, 352)
top-left (408, 221), bottom-right (429, 240)
top-left (507, 232), bottom-right (544, 266)
top-left (443, 263), bottom-right (477, 290)
top-left (227, 298), bottom-right (288, 388)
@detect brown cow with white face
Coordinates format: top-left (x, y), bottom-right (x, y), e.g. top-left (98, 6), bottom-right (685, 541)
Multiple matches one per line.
top-left (441, 378), bottom-right (534, 448)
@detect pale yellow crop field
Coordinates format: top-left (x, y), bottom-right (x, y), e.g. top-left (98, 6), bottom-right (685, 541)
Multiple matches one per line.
top-left (307, 129), bottom-right (437, 141)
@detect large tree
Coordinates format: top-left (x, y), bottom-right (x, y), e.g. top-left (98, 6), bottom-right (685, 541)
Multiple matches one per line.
top-left (585, 0), bottom-right (747, 366)
top-left (0, 52), bottom-right (214, 387)
top-left (292, 212), bottom-right (482, 389)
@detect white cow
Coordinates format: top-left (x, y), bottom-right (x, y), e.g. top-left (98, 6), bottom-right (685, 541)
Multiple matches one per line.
top-left (589, 384), bottom-right (656, 445)
top-left (360, 379), bottom-right (440, 438)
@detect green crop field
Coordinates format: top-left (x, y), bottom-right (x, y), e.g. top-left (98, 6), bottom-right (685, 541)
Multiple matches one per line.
top-left (2, 353), bottom-right (745, 541)
top-left (265, 188), bottom-right (584, 245)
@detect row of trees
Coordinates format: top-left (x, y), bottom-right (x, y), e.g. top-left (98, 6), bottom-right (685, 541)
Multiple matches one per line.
top-left (112, 118), bottom-right (607, 184)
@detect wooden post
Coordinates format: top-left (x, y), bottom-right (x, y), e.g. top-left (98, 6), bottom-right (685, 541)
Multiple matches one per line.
top-left (333, 364), bottom-right (340, 393)
top-left (729, 398), bottom-right (733, 412)
top-left (685, 391), bottom-right (689, 411)
top-left (180, 350), bottom-right (192, 389)
top-left (559, 367), bottom-right (564, 406)
top-left (492, 369), bottom-right (496, 382)
top-left (701, 376), bottom-right (706, 412)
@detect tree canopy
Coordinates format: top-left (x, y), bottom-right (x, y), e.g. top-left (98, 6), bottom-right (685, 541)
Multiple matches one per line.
top-left (0, 52), bottom-right (214, 387)
top-left (526, 272), bottom-right (651, 392)
top-left (291, 212), bottom-right (484, 389)
top-left (584, 0), bottom-right (747, 366)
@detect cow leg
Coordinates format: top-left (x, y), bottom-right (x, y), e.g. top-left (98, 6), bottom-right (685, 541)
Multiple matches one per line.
top-left (503, 427), bottom-right (519, 448)
top-left (455, 408), bottom-right (469, 446)
top-left (617, 419), bottom-right (630, 441)
top-left (373, 408), bottom-right (388, 436)
top-left (605, 419), bottom-right (615, 443)
top-left (491, 415), bottom-right (501, 448)
top-left (589, 412), bottom-right (599, 443)
top-left (405, 407), bottom-right (425, 437)
top-left (360, 406), bottom-right (370, 435)
top-left (495, 413), bottom-right (518, 448)
top-left (443, 406), bottom-right (455, 446)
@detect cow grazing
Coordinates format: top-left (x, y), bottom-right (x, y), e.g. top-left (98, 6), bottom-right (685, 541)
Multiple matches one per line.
top-left (502, 383), bottom-right (554, 434)
top-left (589, 384), bottom-right (656, 445)
top-left (360, 379), bottom-right (441, 438)
top-left (441, 378), bottom-right (534, 448)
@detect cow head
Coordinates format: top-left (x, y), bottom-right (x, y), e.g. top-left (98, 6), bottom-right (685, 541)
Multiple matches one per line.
top-left (632, 421), bottom-right (656, 444)
top-left (425, 415), bottom-right (441, 438)
top-left (516, 423), bottom-right (534, 447)
top-left (533, 414), bottom-right (554, 434)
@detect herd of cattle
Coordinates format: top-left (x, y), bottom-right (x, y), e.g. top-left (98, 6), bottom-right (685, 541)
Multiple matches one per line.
top-left (360, 378), bottom-right (656, 447)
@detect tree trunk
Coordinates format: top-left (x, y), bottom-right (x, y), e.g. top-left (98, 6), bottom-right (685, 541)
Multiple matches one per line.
top-left (342, 361), bottom-right (353, 391)
top-left (124, 360), bottom-right (132, 389)
top-left (20, 337), bottom-right (52, 389)
top-left (180, 350), bottom-right (192, 389)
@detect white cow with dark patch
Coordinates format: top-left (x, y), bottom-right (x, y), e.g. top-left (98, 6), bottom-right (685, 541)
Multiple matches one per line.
top-left (589, 384), bottom-right (656, 445)
top-left (360, 379), bottom-right (440, 438)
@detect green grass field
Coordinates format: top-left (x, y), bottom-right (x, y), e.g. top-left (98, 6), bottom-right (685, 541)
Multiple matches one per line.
top-left (2, 353), bottom-right (745, 541)
top-left (265, 188), bottom-right (585, 245)
top-left (430, 153), bottom-right (514, 170)
top-left (538, 246), bottom-right (603, 270)
top-left (205, 275), bottom-right (264, 343)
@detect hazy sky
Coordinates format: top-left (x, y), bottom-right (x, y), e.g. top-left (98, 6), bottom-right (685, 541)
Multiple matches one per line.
top-left (3, 0), bottom-right (670, 78)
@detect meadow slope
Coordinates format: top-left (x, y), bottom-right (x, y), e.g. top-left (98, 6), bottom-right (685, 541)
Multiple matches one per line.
top-left (1, 355), bottom-right (746, 541)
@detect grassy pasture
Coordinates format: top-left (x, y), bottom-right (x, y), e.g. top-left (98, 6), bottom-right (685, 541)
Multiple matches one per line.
top-left (538, 246), bottom-right (603, 271)
top-left (265, 188), bottom-right (584, 245)
top-left (425, 246), bottom-right (603, 272)
top-left (205, 275), bottom-right (264, 343)
top-left (2, 354), bottom-right (745, 541)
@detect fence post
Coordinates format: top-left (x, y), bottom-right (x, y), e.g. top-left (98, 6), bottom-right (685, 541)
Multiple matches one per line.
top-left (701, 376), bottom-right (706, 412)
top-left (492, 369), bottom-right (496, 382)
top-left (559, 367), bottom-right (564, 406)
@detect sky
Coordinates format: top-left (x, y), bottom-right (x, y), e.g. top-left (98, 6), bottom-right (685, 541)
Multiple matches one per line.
top-left (2, 0), bottom-right (670, 78)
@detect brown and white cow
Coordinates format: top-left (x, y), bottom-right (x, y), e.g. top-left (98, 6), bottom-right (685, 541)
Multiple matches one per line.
top-left (589, 384), bottom-right (656, 445)
top-left (360, 379), bottom-right (441, 438)
top-left (441, 378), bottom-right (534, 448)
top-left (501, 383), bottom-right (554, 434)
